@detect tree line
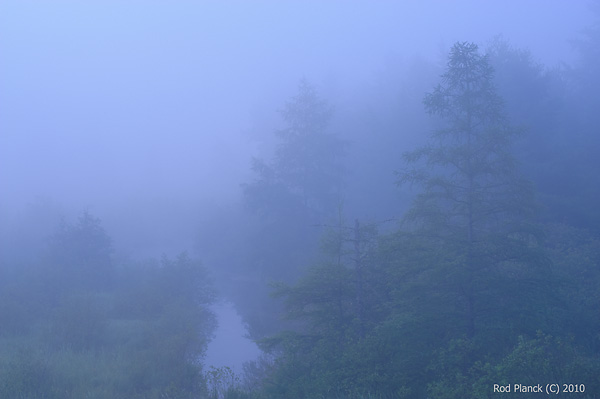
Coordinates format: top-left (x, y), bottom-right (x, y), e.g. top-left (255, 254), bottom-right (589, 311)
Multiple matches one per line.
top-left (1, 31), bottom-right (599, 398)
top-left (232, 39), bottom-right (600, 399)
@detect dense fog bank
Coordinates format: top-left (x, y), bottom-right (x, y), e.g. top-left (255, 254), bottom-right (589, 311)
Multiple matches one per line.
top-left (1, 1), bottom-right (600, 398)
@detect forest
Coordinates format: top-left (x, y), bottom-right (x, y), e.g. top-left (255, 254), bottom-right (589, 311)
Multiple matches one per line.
top-left (1, 2), bottom-right (600, 399)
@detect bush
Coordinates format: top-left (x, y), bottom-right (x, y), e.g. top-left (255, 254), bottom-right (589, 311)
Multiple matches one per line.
top-left (47, 293), bottom-right (109, 351)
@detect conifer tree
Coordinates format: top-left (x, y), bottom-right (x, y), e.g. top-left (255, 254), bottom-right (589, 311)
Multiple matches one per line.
top-left (398, 42), bottom-right (548, 343)
top-left (244, 79), bottom-right (346, 224)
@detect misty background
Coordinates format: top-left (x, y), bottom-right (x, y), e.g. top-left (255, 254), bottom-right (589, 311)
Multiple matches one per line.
top-left (1, 1), bottom-right (600, 398)
top-left (0, 1), bottom-right (592, 257)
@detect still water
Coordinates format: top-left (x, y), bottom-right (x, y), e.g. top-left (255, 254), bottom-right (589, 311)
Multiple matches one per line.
top-left (204, 301), bottom-right (261, 374)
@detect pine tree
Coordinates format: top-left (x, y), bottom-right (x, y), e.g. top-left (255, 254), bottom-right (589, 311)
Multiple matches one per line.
top-left (244, 79), bottom-right (346, 224)
top-left (397, 42), bottom-right (549, 343)
top-left (242, 79), bottom-right (346, 282)
top-left (236, 80), bottom-right (347, 343)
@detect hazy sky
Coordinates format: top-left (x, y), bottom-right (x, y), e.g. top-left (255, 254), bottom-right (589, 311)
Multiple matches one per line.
top-left (1, 1), bottom-right (594, 254)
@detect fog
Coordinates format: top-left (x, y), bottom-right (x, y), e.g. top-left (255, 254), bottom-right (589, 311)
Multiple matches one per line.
top-left (1, 1), bottom-right (592, 255)
top-left (1, 1), bottom-right (599, 398)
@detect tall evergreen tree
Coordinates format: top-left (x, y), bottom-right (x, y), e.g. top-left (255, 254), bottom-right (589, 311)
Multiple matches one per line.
top-left (237, 80), bottom-right (346, 341)
top-left (244, 79), bottom-right (346, 225)
top-left (242, 79), bottom-right (347, 283)
top-left (397, 42), bottom-right (549, 344)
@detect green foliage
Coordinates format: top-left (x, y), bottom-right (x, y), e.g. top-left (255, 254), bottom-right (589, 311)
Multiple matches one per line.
top-left (272, 263), bottom-right (353, 334)
top-left (114, 253), bottom-right (216, 319)
top-left (422, 332), bottom-right (600, 399)
top-left (485, 21), bottom-right (600, 233)
top-left (237, 80), bottom-right (349, 346)
top-left (401, 42), bottom-right (536, 236)
top-left (48, 292), bottom-right (109, 351)
top-left (543, 223), bottom-right (600, 349)
top-left (255, 219), bottom-right (398, 398)
top-left (0, 212), bottom-right (217, 398)
top-left (0, 281), bottom-right (37, 336)
top-left (476, 333), bottom-right (600, 399)
top-left (6, 37), bottom-right (599, 399)
top-left (45, 211), bottom-right (115, 294)
top-left (0, 346), bottom-right (55, 399)
top-left (244, 79), bottom-right (346, 222)
top-left (242, 80), bottom-right (346, 279)
top-left (205, 366), bottom-right (243, 399)
top-left (397, 42), bottom-right (550, 343)
top-left (251, 43), bottom-right (600, 399)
